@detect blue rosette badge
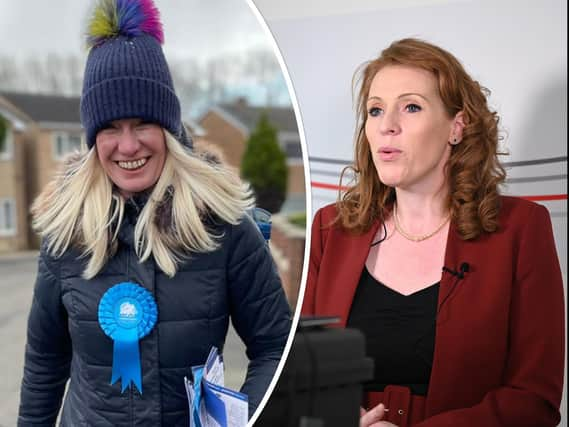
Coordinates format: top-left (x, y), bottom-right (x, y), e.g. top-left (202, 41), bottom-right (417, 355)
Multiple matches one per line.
top-left (98, 282), bottom-right (158, 393)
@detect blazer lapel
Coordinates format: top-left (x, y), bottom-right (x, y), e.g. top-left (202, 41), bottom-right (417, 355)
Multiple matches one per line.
top-left (426, 221), bottom-right (466, 414)
top-left (317, 221), bottom-right (381, 327)
top-left (436, 222), bottom-right (463, 324)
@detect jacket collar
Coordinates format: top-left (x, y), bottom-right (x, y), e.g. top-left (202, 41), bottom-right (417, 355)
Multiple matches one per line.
top-left (437, 221), bottom-right (464, 322)
top-left (115, 190), bottom-right (152, 247)
top-left (321, 220), bottom-right (381, 327)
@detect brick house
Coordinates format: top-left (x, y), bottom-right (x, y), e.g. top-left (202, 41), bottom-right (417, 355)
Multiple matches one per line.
top-left (0, 92), bottom-right (83, 252)
top-left (197, 99), bottom-right (305, 214)
top-left (0, 96), bottom-right (29, 252)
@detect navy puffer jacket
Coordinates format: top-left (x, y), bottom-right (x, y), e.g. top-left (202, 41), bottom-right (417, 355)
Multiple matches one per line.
top-left (18, 198), bottom-right (291, 426)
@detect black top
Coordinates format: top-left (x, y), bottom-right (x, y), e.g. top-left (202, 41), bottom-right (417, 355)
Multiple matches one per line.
top-left (347, 267), bottom-right (439, 396)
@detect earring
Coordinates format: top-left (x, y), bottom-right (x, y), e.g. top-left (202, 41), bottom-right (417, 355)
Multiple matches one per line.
top-left (449, 137), bottom-right (459, 145)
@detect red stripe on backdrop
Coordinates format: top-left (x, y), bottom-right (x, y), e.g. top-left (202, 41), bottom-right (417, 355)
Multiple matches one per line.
top-left (311, 181), bottom-right (568, 202)
top-left (311, 182), bottom-right (349, 191)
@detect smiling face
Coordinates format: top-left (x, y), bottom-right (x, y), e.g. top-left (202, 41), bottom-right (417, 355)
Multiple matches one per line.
top-left (365, 65), bottom-right (460, 194)
top-left (95, 118), bottom-right (166, 197)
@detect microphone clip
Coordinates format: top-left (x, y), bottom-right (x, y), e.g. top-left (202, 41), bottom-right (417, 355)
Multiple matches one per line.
top-left (442, 262), bottom-right (470, 279)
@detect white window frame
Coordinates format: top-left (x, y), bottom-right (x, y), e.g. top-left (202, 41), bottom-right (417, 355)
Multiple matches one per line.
top-left (52, 131), bottom-right (83, 160)
top-left (0, 198), bottom-right (17, 237)
top-left (0, 124), bottom-right (14, 161)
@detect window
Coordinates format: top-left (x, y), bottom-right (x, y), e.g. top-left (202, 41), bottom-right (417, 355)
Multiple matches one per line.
top-left (279, 133), bottom-right (303, 166)
top-left (0, 198), bottom-right (17, 236)
top-left (279, 133), bottom-right (302, 160)
top-left (0, 123), bottom-right (14, 161)
top-left (53, 132), bottom-right (83, 160)
top-left (285, 142), bottom-right (302, 159)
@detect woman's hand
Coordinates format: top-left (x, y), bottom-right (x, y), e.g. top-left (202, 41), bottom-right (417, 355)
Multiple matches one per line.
top-left (359, 403), bottom-right (399, 427)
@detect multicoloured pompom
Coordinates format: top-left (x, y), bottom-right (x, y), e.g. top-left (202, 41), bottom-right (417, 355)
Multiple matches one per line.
top-left (86, 0), bottom-right (164, 48)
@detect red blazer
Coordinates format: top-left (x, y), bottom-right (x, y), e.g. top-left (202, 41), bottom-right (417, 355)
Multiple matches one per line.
top-left (302, 196), bottom-right (564, 426)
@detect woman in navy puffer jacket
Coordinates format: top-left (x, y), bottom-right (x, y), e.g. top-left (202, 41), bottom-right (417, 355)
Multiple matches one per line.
top-left (17, 1), bottom-right (291, 425)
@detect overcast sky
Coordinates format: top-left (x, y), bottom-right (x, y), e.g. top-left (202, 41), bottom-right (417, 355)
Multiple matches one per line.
top-left (0, 0), bottom-right (272, 62)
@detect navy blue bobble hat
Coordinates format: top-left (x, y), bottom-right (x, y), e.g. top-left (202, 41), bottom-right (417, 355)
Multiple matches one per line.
top-left (80, 0), bottom-right (192, 149)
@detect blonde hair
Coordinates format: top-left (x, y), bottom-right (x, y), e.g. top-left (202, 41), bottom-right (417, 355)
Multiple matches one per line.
top-left (32, 131), bottom-right (253, 278)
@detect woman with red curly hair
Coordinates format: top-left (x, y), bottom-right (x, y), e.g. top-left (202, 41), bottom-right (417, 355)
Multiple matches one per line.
top-left (302, 38), bottom-right (564, 427)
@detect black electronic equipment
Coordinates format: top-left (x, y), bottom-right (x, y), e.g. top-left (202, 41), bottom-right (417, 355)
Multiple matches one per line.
top-left (255, 316), bottom-right (374, 427)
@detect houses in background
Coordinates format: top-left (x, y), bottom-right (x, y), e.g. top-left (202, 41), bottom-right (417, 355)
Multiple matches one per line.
top-left (196, 98), bottom-right (305, 214)
top-left (0, 92), bottom-right (305, 253)
top-left (0, 92), bottom-right (83, 252)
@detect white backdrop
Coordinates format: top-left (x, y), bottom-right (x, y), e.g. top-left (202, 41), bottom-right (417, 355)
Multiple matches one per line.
top-left (253, 0), bottom-right (567, 424)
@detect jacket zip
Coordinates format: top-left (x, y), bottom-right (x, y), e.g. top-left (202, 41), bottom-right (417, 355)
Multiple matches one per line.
top-left (130, 386), bottom-right (134, 426)
top-left (127, 248), bottom-right (134, 427)
top-left (150, 257), bottom-right (162, 427)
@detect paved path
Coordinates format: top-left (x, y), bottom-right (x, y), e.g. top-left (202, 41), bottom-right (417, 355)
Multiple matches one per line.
top-left (0, 252), bottom-right (247, 427)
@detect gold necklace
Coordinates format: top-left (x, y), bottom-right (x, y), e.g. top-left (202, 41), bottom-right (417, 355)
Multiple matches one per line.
top-left (393, 203), bottom-right (450, 242)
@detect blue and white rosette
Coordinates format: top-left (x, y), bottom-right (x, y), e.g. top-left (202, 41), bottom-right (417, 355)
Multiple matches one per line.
top-left (98, 282), bottom-right (158, 393)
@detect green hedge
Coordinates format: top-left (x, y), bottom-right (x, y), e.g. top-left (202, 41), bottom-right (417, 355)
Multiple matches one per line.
top-left (241, 113), bottom-right (288, 213)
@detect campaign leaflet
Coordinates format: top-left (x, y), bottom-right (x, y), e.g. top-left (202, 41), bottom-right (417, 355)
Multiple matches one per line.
top-left (184, 347), bottom-right (248, 427)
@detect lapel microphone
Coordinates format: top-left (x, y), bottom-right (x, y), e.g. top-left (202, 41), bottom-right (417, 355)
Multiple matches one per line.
top-left (442, 262), bottom-right (470, 279)
top-left (437, 262), bottom-right (471, 316)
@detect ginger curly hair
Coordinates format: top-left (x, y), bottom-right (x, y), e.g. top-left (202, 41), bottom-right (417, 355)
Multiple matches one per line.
top-left (336, 38), bottom-right (506, 239)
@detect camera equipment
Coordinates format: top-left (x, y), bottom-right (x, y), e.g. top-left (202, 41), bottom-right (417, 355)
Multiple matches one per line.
top-left (256, 316), bottom-right (374, 427)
